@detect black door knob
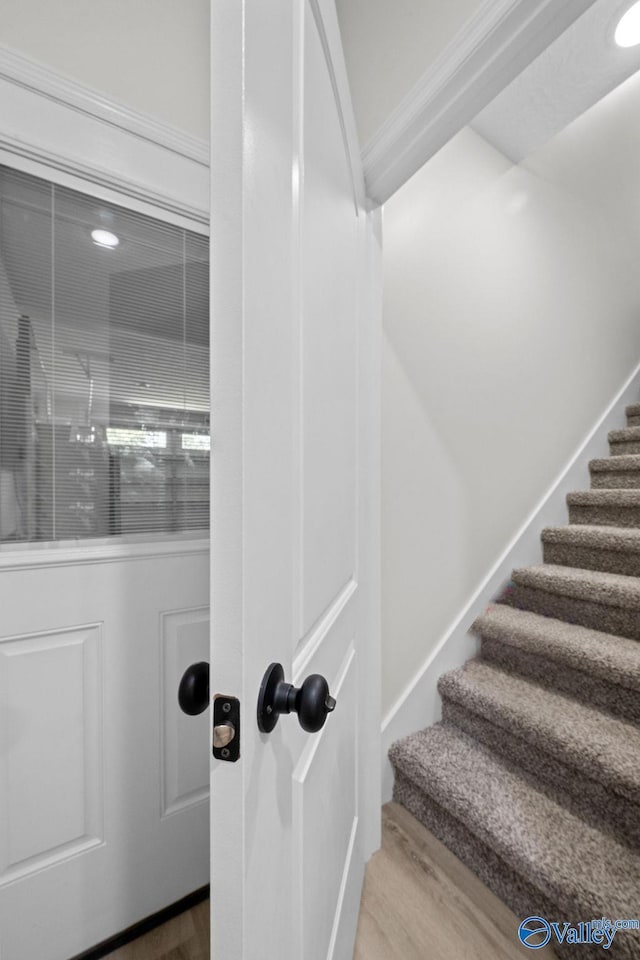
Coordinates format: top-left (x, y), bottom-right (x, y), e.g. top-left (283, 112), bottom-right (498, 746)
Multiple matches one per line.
top-left (257, 662), bottom-right (336, 733)
top-left (178, 661), bottom-right (210, 715)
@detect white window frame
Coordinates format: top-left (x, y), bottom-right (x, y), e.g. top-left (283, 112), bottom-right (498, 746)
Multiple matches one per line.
top-left (0, 43), bottom-right (210, 568)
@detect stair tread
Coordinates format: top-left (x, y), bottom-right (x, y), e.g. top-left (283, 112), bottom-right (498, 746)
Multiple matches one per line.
top-left (590, 454), bottom-right (640, 471)
top-left (567, 488), bottom-right (640, 504)
top-left (626, 403), bottom-right (640, 417)
top-left (437, 660), bottom-right (640, 799)
top-left (609, 426), bottom-right (640, 442)
top-left (472, 603), bottom-right (640, 692)
top-left (510, 562), bottom-right (640, 609)
top-left (390, 723), bottom-right (640, 917)
top-left (542, 523), bottom-right (640, 552)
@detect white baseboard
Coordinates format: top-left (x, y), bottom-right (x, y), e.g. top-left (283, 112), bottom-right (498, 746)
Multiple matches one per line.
top-left (380, 359), bottom-right (640, 802)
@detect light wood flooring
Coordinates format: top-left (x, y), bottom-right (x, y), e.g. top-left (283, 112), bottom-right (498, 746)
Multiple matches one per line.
top-left (101, 899), bottom-right (209, 960)
top-left (354, 802), bottom-right (555, 960)
top-left (102, 801), bottom-right (555, 960)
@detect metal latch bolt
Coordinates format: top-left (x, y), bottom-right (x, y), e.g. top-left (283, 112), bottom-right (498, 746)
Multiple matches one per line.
top-left (213, 695), bottom-right (240, 762)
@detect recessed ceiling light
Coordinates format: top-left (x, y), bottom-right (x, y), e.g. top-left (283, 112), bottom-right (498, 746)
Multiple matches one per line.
top-left (91, 228), bottom-right (120, 249)
top-left (615, 2), bottom-right (640, 47)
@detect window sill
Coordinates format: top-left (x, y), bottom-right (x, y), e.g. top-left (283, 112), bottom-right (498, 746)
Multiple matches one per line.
top-left (0, 531), bottom-right (209, 570)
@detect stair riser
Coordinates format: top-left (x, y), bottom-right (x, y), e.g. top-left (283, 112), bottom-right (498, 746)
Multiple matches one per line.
top-left (393, 771), bottom-right (632, 960)
top-left (438, 665), bottom-right (640, 805)
top-left (611, 440), bottom-right (640, 456)
top-left (542, 541), bottom-right (640, 578)
top-left (499, 586), bottom-right (640, 642)
top-left (627, 416), bottom-right (640, 427)
top-left (568, 503), bottom-right (640, 528)
top-left (441, 700), bottom-right (640, 849)
top-left (480, 637), bottom-right (640, 724)
top-left (591, 470), bottom-right (640, 488)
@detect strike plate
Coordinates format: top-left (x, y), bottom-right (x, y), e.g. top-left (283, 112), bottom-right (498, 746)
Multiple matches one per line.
top-left (212, 694), bottom-right (240, 762)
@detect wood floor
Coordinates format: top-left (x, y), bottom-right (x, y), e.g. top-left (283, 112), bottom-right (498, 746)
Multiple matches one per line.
top-left (101, 899), bottom-right (209, 960)
top-left (354, 802), bottom-right (555, 960)
top-left (103, 802), bottom-right (555, 960)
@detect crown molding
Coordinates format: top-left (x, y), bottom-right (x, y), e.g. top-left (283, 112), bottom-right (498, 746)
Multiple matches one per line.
top-left (362, 0), bottom-right (598, 205)
top-left (0, 43), bottom-right (208, 166)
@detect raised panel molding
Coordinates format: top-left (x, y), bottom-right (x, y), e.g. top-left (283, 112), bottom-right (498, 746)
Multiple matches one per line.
top-left (301, 5), bottom-right (359, 633)
top-left (293, 577), bottom-right (357, 682)
top-left (0, 623), bottom-right (104, 884)
top-left (160, 607), bottom-right (210, 818)
top-left (293, 646), bottom-right (357, 960)
top-left (362, 0), bottom-right (598, 204)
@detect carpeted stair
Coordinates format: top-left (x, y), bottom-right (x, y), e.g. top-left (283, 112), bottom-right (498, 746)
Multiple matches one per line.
top-left (609, 426), bottom-right (640, 456)
top-left (389, 401), bottom-right (640, 959)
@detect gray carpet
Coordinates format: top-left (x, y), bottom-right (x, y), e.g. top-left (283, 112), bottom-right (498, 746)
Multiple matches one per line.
top-left (590, 454), bottom-right (640, 488)
top-left (389, 401), bottom-right (640, 959)
top-left (609, 425), bottom-right (640, 456)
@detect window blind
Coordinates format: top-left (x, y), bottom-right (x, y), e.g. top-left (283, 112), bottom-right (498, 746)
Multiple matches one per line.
top-left (0, 165), bottom-right (209, 544)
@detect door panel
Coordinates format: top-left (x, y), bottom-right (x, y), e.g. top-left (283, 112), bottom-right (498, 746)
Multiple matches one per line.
top-left (0, 547), bottom-right (209, 960)
top-left (210, 1), bottom-right (380, 958)
top-left (293, 646), bottom-right (357, 960)
top-left (301, 8), bottom-right (358, 630)
top-left (160, 607), bottom-right (210, 817)
top-left (0, 623), bottom-right (103, 882)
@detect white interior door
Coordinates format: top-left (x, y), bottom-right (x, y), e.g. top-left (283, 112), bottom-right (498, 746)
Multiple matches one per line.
top-left (210, 2), bottom-right (381, 958)
top-left (0, 156), bottom-right (211, 960)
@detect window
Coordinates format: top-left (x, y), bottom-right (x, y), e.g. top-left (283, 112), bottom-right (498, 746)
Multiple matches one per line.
top-left (0, 166), bottom-right (209, 543)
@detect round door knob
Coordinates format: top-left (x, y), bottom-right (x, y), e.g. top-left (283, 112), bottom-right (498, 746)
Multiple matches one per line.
top-left (257, 662), bottom-right (336, 734)
top-left (178, 661), bottom-right (210, 715)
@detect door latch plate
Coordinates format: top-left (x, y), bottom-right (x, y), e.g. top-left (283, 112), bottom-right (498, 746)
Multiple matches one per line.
top-left (212, 694), bottom-right (240, 762)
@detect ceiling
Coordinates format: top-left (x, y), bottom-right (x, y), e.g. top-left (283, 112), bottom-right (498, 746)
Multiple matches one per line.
top-left (336, 0), bottom-right (485, 147)
top-left (336, 0), bottom-right (640, 188)
top-left (473, 0), bottom-right (640, 161)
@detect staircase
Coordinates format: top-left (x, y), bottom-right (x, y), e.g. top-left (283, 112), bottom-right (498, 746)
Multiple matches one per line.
top-left (389, 404), bottom-right (640, 959)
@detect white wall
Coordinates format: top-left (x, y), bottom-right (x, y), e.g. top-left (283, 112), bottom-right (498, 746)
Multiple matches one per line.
top-left (335, 0), bottom-right (484, 147)
top-left (0, 0), bottom-right (209, 140)
top-left (382, 87), bottom-right (640, 716)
